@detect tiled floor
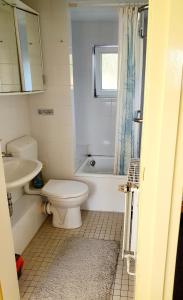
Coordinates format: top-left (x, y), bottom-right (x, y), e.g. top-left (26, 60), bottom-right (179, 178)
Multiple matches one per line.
top-left (19, 211), bottom-right (135, 300)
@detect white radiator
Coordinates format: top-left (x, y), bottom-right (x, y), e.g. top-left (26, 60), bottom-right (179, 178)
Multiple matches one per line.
top-left (119, 159), bottom-right (140, 276)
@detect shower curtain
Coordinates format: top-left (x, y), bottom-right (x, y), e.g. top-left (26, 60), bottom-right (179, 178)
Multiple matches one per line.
top-left (114, 6), bottom-right (143, 175)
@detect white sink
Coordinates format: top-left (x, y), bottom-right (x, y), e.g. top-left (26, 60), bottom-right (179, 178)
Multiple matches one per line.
top-left (3, 157), bottom-right (42, 191)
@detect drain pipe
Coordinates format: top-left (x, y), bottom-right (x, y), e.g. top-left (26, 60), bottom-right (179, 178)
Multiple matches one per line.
top-left (24, 182), bottom-right (52, 216)
top-left (7, 192), bottom-right (13, 217)
top-left (24, 182), bottom-right (42, 195)
top-left (42, 201), bottom-right (52, 215)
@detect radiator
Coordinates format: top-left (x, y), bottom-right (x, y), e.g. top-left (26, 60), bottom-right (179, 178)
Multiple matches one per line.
top-left (119, 159), bottom-right (140, 276)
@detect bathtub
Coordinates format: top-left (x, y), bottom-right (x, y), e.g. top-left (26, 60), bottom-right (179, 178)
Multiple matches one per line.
top-left (74, 156), bottom-right (127, 212)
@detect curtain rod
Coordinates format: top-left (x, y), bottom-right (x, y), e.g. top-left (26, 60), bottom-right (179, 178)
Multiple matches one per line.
top-left (68, 2), bottom-right (148, 8)
top-left (138, 4), bottom-right (148, 12)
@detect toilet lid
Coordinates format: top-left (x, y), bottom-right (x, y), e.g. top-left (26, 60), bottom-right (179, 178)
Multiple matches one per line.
top-left (42, 180), bottom-right (88, 199)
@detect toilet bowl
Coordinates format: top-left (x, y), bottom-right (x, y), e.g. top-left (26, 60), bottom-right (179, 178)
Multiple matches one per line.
top-left (42, 179), bottom-right (88, 229)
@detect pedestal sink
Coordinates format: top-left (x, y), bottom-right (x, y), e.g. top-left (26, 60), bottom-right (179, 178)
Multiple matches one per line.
top-left (3, 157), bottom-right (43, 191)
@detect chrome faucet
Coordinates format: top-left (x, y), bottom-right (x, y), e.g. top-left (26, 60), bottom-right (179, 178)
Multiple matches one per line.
top-left (2, 152), bottom-right (13, 158)
top-left (0, 139), bottom-right (13, 157)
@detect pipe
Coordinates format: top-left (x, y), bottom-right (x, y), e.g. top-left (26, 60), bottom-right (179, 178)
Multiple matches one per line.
top-left (42, 201), bottom-right (52, 215)
top-left (24, 182), bottom-right (42, 195)
top-left (7, 192), bottom-right (13, 217)
top-left (125, 254), bottom-right (136, 276)
top-left (24, 183), bottom-right (53, 216)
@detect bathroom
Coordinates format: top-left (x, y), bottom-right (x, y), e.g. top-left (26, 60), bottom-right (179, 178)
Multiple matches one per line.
top-left (2, 0), bottom-right (181, 299)
top-left (0, 0), bottom-right (148, 299)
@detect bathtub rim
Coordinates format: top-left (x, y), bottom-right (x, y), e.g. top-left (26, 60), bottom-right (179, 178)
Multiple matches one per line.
top-left (75, 156), bottom-right (127, 179)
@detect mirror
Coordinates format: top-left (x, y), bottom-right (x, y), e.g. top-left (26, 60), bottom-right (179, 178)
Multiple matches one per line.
top-left (0, 0), bottom-right (21, 92)
top-left (16, 8), bottom-right (43, 92)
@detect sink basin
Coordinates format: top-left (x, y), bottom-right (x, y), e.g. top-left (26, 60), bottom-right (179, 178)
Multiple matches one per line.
top-left (3, 157), bottom-right (42, 191)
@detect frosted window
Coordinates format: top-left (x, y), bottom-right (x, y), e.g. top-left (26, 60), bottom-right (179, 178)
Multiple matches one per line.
top-left (102, 53), bottom-right (118, 90)
top-left (94, 45), bottom-right (118, 98)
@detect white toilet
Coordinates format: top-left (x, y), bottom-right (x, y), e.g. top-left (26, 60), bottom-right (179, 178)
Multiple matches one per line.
top-left (7, 136), bottom-right (89, 229)
top-left (42, 179), bottom-right (88, 228)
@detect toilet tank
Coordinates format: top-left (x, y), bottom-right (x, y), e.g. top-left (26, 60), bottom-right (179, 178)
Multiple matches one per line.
top-left (7, 136), bottom-right (38, 160)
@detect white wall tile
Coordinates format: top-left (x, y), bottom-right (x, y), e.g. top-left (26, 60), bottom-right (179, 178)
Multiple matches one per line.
top-left (45, 65), bottom-right (70, 88)
top-left (72, 20), bottom-right (118, 163)
top-left (0, 95), bottom-right (30, 151)
top-left (23, 0), bottom-right (75, 179)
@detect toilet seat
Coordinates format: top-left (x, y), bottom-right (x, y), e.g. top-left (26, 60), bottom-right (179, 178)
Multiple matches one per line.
top-left (42, 179), bottom-right (88, 199)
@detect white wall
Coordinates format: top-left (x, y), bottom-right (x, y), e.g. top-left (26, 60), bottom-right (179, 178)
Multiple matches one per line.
top-left (72, 20), bottom-right (118, 169)
top-left (0, 96), bottom-right (30, 151)
top-left (23, 0), bottom-right (75, 180)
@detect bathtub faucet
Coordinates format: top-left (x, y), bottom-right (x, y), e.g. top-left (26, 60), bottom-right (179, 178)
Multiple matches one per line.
top-left (90, 160), bottom-right (96, 167)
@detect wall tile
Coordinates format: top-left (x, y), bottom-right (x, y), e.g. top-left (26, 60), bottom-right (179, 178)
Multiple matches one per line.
top-left (0, 96), bottom-right (30, 151)
top-left (24, 0), bottom-right (75, 179)
top-left (72, 20), bottom-right (118, 161)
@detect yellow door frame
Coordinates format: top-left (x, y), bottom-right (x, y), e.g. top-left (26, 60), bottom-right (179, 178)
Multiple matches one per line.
top-left (135, 0), bottom-right (183, 299)
top-left (163, 70), bottom-right (183, 299)
top-left (0, 146), bottom-right (20, 300)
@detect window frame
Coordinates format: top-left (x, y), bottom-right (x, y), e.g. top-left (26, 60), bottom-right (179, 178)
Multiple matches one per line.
top-left (93, 45), bottom-right (118, 99)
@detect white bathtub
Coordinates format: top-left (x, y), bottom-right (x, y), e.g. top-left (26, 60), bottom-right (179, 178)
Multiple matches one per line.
top-left (78, 156), bottom-right (114, 174)
top-left (74, 156), bottom-right (127, 212)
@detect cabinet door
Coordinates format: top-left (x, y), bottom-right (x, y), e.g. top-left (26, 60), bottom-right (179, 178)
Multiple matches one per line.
top-left (16, 9), bottom-right (43, 92)
top-left (0, 1), bottom-right (21, 92)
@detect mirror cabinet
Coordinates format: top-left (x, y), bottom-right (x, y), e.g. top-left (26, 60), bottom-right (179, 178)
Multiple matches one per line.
top-left (0, 0), bottom-right (44, 94)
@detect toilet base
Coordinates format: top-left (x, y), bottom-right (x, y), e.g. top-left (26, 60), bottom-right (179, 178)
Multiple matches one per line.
top-left (52, 206), bottom-right (82, 229)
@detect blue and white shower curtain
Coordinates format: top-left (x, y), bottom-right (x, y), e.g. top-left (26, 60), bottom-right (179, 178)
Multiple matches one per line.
top-left (114, 7), bottom-right (143, 175)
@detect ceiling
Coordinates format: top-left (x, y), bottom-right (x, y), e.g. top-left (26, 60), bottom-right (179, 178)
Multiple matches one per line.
top-left (70, 7), bottom-right (119, 22)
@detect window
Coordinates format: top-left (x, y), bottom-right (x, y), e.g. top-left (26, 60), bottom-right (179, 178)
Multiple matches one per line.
top-left (93, 45), bottom-right (118, 98)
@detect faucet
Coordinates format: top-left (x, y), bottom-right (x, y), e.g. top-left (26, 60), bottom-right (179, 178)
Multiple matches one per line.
top-left (0, 139), bottom-right (13, 157)
top-left (2, 152), bottom-right (13, 158)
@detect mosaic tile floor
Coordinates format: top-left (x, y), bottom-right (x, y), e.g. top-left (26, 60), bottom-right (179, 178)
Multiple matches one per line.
top-left (19, 211), bottom-right (135, 300)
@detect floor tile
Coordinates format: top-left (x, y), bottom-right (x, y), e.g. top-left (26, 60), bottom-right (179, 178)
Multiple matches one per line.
top-left (19, 211), bottom-right (135, 299)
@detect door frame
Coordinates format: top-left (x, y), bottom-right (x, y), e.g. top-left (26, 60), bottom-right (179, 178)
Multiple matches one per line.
top-left (135, 0), bottom-right (183, 299)
top-left (0, 146), bottom-right (20, 299)
top-left (163, 70), bottom-right (183, 299)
